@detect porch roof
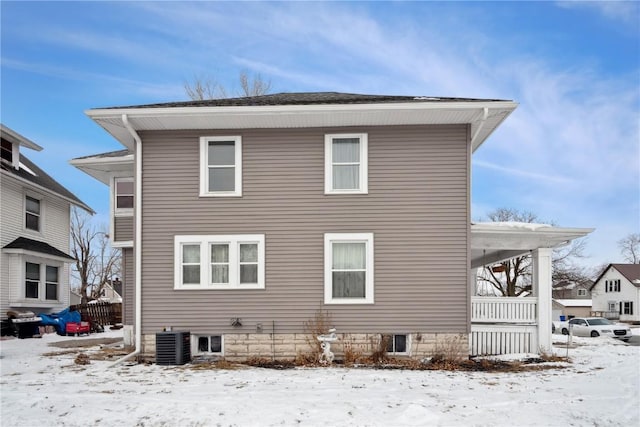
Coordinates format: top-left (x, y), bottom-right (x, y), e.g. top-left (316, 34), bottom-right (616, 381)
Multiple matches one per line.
top-left (470, 222), bottom-right (593, 269)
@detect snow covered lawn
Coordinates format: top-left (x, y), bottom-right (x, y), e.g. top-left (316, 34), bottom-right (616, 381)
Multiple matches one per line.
top-left (1, 331), bottom-right (638, 426)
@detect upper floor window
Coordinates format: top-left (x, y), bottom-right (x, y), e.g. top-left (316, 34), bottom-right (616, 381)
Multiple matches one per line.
top-left (577, 288), bottom-right (587, 297)
top-left (605, 279), bottom-right (620, 293)
top-left (200, 136), bottom-right (242, 197)
top-left (114, 178), bottom-right (134, 215)
top-left (1, 139), bottom-right (13, 164)
top-left (325, 133), bottom-right (368, 194)
top-left (25, 195), bottom-right (41, 232)
top-left (175, 234), bottom-right (264, 290)
top-left (324, 233), bottom-right (374, 304)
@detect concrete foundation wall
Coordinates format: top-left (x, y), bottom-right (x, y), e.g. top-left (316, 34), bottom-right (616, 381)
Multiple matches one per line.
top-left (141, 332), bottom-right (468, 361)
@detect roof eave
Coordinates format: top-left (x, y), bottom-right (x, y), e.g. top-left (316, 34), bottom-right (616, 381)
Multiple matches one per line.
top-left (86, 100), bottom-right (518, 151)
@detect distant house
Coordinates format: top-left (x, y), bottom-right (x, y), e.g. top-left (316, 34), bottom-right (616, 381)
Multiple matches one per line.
top-left (590, 264), bottom-right (640, 322)
top-left (552, 280), bottom-right (592, 300)
top-left (71, 92), bottom-right (592, 358)
top-left (552, 299), bottom-right (592, 320)
top-left (1, 124), bottom-right (92, 319)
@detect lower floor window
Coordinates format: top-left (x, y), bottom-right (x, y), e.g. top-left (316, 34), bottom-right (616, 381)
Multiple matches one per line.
top-left (622, 301), bottom-right (634, 315)
top-left (174, 235), bottom-right (265, 290)
top-left (324, 233), bottom-right (374, 304)
top-left (195, 335), bottom-right (223, 354)
top-left (384, 334), bottom-right (408, 354)
top-left (25, 261), bottom-right (59, 301)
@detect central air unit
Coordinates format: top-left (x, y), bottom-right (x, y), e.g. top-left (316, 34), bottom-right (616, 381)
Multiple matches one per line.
top-left (155, 331), bottom-right (191, 365)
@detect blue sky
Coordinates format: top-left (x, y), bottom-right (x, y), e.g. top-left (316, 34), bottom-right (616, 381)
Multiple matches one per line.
top-left (2, 1), bottom-right (639, 268)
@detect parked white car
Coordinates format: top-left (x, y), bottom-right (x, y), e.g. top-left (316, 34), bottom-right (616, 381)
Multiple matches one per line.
top-left (556, 317), bottom-right (632, 341)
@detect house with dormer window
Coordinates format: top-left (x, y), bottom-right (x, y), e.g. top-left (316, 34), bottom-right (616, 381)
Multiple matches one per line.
top-left (1, 124), bottom-right (92, 321)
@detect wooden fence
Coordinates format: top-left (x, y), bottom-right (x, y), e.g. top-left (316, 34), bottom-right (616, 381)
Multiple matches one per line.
top-left (71, 301), bottom-right (122, 330)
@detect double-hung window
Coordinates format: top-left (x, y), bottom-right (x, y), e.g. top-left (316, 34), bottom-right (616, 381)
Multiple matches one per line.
top-left (200, 136), bottom-right (242, 197)
top-left (324, 233), bottom-right (374, 304)
top-left (325, 133), bottom-right (368, 194)
top-left (114, 178), bottom-right (134, 215)
top-left (24, 262), bottom-right (60, 301)
top-left (175, 235), bottom-right (264, 289)
top-left (25, 195), bottom-right (41, 231)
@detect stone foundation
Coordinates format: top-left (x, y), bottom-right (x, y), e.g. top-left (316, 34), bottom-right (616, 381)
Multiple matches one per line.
top-left (142, 332), bottom-right (469, 361)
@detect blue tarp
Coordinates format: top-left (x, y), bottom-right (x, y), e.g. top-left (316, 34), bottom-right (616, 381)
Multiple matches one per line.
top-left (38, 308), bottom-right (81, 335)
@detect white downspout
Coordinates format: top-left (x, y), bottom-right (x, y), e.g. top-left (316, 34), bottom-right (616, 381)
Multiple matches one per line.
top-left (470, 107), bottom-right (489, 149)
top-left (110, 114), bottom-right (143, 367)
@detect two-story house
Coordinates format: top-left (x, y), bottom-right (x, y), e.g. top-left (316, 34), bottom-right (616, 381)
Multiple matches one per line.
top-left (71, 92), bottom-right (592, 359)
top-left (590, 264), bottom-right (639, 322)
top-left (1, 124), bottom-right (92, 322)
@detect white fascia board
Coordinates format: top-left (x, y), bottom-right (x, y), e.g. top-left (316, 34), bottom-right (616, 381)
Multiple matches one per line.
top-left (69, 154), bottom-right (134, 166)
top-left (85, 101), bottom-right (518, 150)
top-left (0, 124), bottom-right (43, 151)
top-left (85, 100), bottom-right (518, 118)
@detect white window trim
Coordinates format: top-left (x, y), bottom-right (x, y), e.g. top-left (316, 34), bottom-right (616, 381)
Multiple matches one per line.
top-left (386, 334), bottom-right (411, 356)
top-left (192, 334), bottom-right (224, 356)
top-left (324, 232), bottom-right (374, 304)
top-left (577, 288), bottom-right (587, 297)
top-left (174, 234), bottom-right (264, 290)
top-left (324, 133), bottom-right (368, 195)
top-left (199, 136), bottom-right (242, 197)
top-left (24, 192), bottom-right (44, 235)
top-left (21, 257), bottom-right (63, 303)
top-left (113, 177), bottom-right (134, 217)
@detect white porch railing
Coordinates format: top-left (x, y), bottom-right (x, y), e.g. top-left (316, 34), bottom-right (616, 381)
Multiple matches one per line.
top-left (471, 297), bottom-right (539, 356)
top-left (471, 296), bottom-right (537, 324)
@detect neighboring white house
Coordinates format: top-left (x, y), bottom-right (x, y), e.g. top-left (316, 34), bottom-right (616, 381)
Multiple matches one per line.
top-left (590, 264), bottom-right (640, 322)
top-left (0, 124), bottom-right (92, 319)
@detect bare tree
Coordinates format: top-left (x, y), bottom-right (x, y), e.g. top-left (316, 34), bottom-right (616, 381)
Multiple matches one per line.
top-left (476, 208), bottom-right (590, 296)
top-left (70, 208), bottom-right (121, 303)
top-left (184, 70), bottom-right (271, 100)
top-left (618, 233), bottom-right (640, 264)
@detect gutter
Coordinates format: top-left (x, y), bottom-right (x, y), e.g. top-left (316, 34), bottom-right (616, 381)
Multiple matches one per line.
top-left (109, 114), bottom-right (143, 367)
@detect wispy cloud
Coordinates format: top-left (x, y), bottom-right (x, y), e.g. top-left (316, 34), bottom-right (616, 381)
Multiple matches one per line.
top-left (557, 1), bottom-right (640, 27)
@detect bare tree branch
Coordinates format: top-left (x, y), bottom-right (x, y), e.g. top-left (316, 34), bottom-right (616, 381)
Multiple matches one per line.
top-left (618, 233), bottom-right (640, 264)
top-left (70, 207), bottom-right (121, 303)
top-left (184, 71), bottom-right (272, 100)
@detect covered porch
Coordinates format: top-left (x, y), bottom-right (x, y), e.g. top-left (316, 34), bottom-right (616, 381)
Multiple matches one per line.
top-left (469, 223), bottom-right (593, 356)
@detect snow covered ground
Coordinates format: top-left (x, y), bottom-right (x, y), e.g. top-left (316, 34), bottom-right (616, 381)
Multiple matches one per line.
top-left (1, 329), bottom-right (639, 427)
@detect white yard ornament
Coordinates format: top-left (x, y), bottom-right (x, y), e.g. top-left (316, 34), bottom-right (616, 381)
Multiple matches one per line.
top-left (317, 328), bottom-right (337, 364)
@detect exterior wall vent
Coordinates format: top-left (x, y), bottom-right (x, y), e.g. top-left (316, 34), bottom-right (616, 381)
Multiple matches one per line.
top-left (155, 331), bottom-right (191, 365)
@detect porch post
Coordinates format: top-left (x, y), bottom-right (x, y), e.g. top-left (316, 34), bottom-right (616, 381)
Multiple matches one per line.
top-left (532, 248), bottom-right (553, 353)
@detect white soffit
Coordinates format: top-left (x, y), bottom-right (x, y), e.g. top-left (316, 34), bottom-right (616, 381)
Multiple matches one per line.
top-left (69, 154), bottom-right (134, 185)
top-left (470, 223), bottom-right (594, 269)
top-left (87, 101), bottom-right (517, 151)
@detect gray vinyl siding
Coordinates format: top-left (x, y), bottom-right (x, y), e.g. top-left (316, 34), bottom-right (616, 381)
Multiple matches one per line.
top-left (122, 247), bottom-right (134, 325)
top-left (139, 125), bottom-right (470, 335)
top-left (114, 216), bottom-right (133, 243)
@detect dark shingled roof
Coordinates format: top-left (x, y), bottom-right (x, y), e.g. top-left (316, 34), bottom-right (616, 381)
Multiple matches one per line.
top-left (99, 91), bottom-right (511, 110)
top-left (3, 237), bottom-right (74, 260)
top-left (591, 263), bottom-right (640, 290)
top-left (72, 149), bottom-right (131, 161)
top-left (1, 153), bottom-right (92, 212)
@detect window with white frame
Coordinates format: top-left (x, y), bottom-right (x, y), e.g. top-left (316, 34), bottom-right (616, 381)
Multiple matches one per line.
top-left (194, 335), bottom-right (223, 355)
top-left (174, 235), bottom-right (264, 289)
top-left (577, 288), bottom-right (587, 297)
top-left (384, 334), bottom-right (409, 354)
top-left (605, 279), bottom-right (621, 292)
top-left (324, 233), bottom-right (374, 304)
top-left (325, 133), bottom-right (368, 194)
top-left (114, 177), bottom-right (134, 215)
top-left (608, 301), bottom-right (617, 312)
top-left (622, 301), bottom-right (634, 315)
top-left (24, 261), bottom-right (60, 301)
top-left (25, 195), bottom-right (41, 231)
top-left (200, 136), bottom-right (242, 197)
